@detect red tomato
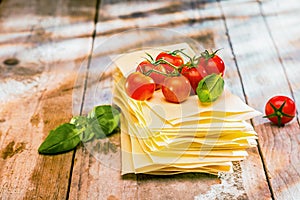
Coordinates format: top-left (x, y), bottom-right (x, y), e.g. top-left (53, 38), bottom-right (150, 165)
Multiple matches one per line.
top-left (125, 72), bottom-right (155, 101)
top-left (181, 65), bottom-right (208, 94)
top-left (136, 60), bottom-right (151, 70)
top-left (198, 50), bottom-right (225, 76)
top-left (156, 51), bottom-right (184, 73)
top-left (160, 63), bottom-right (175, 74)
top-left (136, 61), bottom-right (167, 89)
top-left (162, 75), bottom-right (191, 103)
top-left (264, 95), bottom-right (296, 126)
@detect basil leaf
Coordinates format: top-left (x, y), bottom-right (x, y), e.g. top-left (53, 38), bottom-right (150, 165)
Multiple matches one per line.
top-left (38, 123), bottom-right (82, 154)
top-left (70, 116), bottom-right (87, 129)
top-left (196, 73), bottom-right (224, 103)
top-left (88, 105), bottom-right (120, 137)
top-left (90, 119), bottom-right (107, 139)
top-left (70, 116), bottom-right (95, 142)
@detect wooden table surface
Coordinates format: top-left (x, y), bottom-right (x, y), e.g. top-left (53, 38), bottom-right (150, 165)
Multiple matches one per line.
top-left (0, 0), bottom-right (300, 199)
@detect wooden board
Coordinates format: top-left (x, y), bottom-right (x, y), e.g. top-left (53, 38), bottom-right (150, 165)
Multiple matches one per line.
top-left (69, 0), bottom-right (271, 199)
top-left (0, 0), bottom-right (96, 199)
top-left (1, 0), bottom-right (299, 199)
top-left (220, 0), bottom-right (300, 199)
top-left (260, 0), bottom-right (300, 124)
top-left (259, 0), bottom-right (300, 198)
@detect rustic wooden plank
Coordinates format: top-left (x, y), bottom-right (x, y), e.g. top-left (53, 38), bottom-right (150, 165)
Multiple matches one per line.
top-left (217, 1), bottom-right (274, 199)
top-left (69, 0), bottom-right (140, 197)
top-left (260, 0), bottom-right (300, 124)
top-left (70, 0), bottom-right (271, 199)
top-left (255, 123), bottom-right (300, 200)
top-left (0, 0), bottom-right (96, 199)
top-left (94, 0), bottom-right (222, 36)
top-left (259, 0), bottom-right (300, 16)
top-left (220, 0), bottom-right (300, 199)
top-left (259, 0), bottom-right (300, 198)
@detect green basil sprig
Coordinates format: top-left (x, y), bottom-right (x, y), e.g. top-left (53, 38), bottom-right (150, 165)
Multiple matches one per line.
top-left (196, 73), bottom-right (224, 103)
top-left (38, 105), bottom-right (120, 155)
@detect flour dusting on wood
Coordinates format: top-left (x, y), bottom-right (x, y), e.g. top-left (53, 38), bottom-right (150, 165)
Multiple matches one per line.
top-left (195, 162), bottom-right (248, 200)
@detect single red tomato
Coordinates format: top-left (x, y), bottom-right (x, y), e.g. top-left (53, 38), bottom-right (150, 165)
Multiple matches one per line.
top-left (156, 51), bottom-right (184, 73)
top-left (125, 72), bottom-right (155, 101)
top-left (136, 61), bottom-right (167, 89)
top-left (181, 65), bottom-right (208, 94)
top-left (162, 75), bottom-right (191, 103)
top-left (160, 63), bottom-right (175, 74)
top-left (136, 60), bottom-right (151, 71)
top-left (198, 50), bottom-right (225, 76)
top-left (264, 95), bottom-right (296, 126)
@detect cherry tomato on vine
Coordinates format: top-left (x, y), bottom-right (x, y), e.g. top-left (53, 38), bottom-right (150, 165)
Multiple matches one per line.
top-left (136, 60), bottom-right (167, 89)
top-left (160, 63), bottom-right (175, 74)
top-left (136, 60), bottom-right (151, 70)
top-left (162, 75), bottom-right (191, 103)
top-left (181, 65), bottom-right (208, 94)
top-left (264, 95), bottom-right (296, 126)
top-left (125, 72), bottom-right (155, 101)
top-left (156, 51), bottom-right (184, 73)
top-left (198, 50), bottom-right (225, 76)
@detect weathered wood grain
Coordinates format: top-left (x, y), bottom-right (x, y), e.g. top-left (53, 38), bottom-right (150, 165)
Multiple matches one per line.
top-left (0, 0), bottom-right (96, 199)
top-left (69, 16), bottom-right (140, 200)
top-left (2, 0), bottom-right (298, 199)
top-left (220, 0), bottom-right (300, 199)
top-left (70, 0), bottom-right (270, 199)
top-left (220, 0), bottom-right (291, 126)
top-left (259, 0), bottom-right (300, 198)
top-left (256, 123), bottom-right (300, 200)
top-left (260, 0), bottom-right (300, 124)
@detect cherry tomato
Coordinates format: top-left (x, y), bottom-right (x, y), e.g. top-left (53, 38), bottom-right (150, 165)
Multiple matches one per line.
top-left (136, 60), bottom-right (151, 70)
top-left (162, 75), bottom-right (191, 103)
top-left (125, 72), bottom-right (155, 101)
top-left (181, 65), bottom-right (208, 94)
top-left (136, 61), bottom-right (167, 89)
top-left (198, 50), bottom-right (225, 76)
top-left (156, 51), bottom-right (184, 73)
top-left (264, 95), bottom-right (296, 126)
top-left (160, 63), bottom-right (175, 74)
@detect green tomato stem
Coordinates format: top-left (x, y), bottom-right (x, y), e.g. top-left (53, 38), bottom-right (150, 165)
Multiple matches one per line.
top-left (145, 69), bottom-right (169, 77)
top-left (156, 58), bottom-right (180, 71)
top-left (175, 49), bottom-right (193, 62)
top-left (263, 100), bottom-right (294, 127)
